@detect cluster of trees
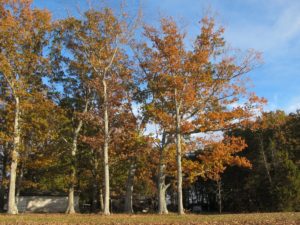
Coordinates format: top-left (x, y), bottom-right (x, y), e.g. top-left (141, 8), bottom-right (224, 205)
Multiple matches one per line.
top-left (1, 0), bottom-right (297, 216)
top-left (184, 111), bottom-right (300, 213)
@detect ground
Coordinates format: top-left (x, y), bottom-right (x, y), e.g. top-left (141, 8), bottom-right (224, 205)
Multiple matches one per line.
top-left (0, 212), bottom-right (298, 225)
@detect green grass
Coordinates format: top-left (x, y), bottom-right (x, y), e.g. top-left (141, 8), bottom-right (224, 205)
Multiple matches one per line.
top-left (0, 212), bottom-right (298, 224)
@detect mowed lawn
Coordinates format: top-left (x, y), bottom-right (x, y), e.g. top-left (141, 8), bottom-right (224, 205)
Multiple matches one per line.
top-left (0, 212), bottom-right (298, 225)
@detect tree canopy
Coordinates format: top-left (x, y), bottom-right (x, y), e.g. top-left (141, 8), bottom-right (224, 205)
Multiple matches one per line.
top-left (0, 0), bottom-right (298, 215)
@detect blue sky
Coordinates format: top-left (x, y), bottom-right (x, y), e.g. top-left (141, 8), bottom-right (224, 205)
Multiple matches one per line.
top-left (33, 0), bottom-right (300, 113)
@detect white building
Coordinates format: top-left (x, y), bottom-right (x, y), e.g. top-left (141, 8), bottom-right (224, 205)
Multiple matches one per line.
top-left (16, 195), bottom-right (79, 213)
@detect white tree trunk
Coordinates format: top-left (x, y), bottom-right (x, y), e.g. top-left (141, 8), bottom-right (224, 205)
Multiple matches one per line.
top-left (103, 79), bottom-right (110, 215)
top-left (158, 143), bottom-right (169, 214)
top-left (65, 133), bottom-right (78, 214)
top-left (16, 162), bottom-right (24, 206)
top-left (66, 99), bottom-right (88, 214)
top-left (8, 96), bottom-right (20, 214)
top-left (66, 186), bottom-right (75, 214)
top-left (124, 162), bottom-right (136, 213)
top-left (175, 89), bottom-right (184, 215)
top-left (158, 182), bottom-right (169, 214)
top-left (99, 187), bottom-right (104, 212)
top-left (259, 134), bottom-right (272, 185)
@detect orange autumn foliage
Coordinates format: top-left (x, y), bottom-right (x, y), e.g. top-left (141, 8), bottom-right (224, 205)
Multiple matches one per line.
top-left (138, 16), bottom-right (266, 190)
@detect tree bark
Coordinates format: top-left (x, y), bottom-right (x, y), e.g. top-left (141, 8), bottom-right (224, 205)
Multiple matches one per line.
top-left (66, 186), bottom-right (75, 214)
top-left (8, 96), bottom-right (20, 214)
top-left (158, 175), bottom-right (169, 214)
top-left (65, 135), bottom-right (78, 214)
top-left (103, 79), bottom-right (110, 215)
top-left (66, 99), bottom-right (89, 214)
top-left (158, 141), bottom-right (169, 214)
top-left (0, 144), bottom-right (8, 211)
top-left (16, 162), bottom-right (24, 207)
top-left (259, 133), bottom-right (272, 185)
top-left (99, 187), bottom-right (104, 212)
top-left (175, 89), bottom-right (184, 215)
top-left (124, 162), bottom-right (136, 213)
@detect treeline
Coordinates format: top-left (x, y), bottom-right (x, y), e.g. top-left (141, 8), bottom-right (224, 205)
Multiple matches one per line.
top-left (185, 111), bottom-right (300, 213)
top-left (0, 0), bottom-right (298, 215)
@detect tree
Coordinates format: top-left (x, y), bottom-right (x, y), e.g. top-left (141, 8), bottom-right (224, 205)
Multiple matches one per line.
top-left (0, 0), bottom-right (51, 214)
top-left (15, 92), bottom-right (69, 197)
top-left (196, 136), bottom-right (252, 213)
top-left (51, 16), bottom-right (94, 213)
top-left (119, 113), bottom-right (155, 213)
top-left (220, 111), bottom-right (299, 212)
top-left (0, 81), bottom-right (12, 211)
top-left (138, 16), bottom-right (264, 214)
top-left (60, 8), bottom-right (136, 215)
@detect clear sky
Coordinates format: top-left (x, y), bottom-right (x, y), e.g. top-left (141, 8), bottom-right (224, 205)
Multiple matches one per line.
top-left (33, 0), bottom-right (300, 113)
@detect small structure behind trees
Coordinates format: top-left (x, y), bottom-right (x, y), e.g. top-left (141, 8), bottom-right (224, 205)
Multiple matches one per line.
top-left (16, 195), bottom-right (79, 213)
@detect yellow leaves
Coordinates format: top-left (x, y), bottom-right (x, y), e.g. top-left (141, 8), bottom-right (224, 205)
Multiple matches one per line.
top-left (140, 13), bottom-right (262, 187)
top-left (194, 136), bottom-right (250, 181)
top-left (250, 110), bottom-right (287, 132)
top-left (145, 103), bottom-right (173, 129)
top-left (20, 180), bottom-right (39, 189)
top-left (196, 16), bottom-right (225, 57)
top-left (231, 156), bottom-right (252, 169)
top-left (181, 121), bottom-right (195, 133)
top-left (0, 1), bottom-right (269, 203)
top-left (0, 53), bottom-right (13, 78)
top-left (144, 17), bottom-right (185, 73)
top-left (141, 14), bottom-right (264, 138)
top-left (249, 93), bottom-right (267, 105)
top-left (0, 131), bottom-right (11, 144)
top-left (27, 157), bottom-right (54, 169)
top-left (32, 8), bottom-right (52, 31)
top-left (21, 92), bottom-right (64, 141)
top-left (0, 0), bottom-right (52, 100)
top-left (183, 159), bottom-right (205, 184)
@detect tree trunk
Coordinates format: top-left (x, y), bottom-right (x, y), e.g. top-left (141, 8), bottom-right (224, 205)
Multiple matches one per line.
top-left (66, 99), bottom-right (88, 214)
top-left (65, 133), bottom-right (78, 214)
top-left (158, 142), bottom-right (169, 214)
top-left (66, 186), bottom-right (75, 214)
top-left (103, 79), bottom-right (110, 215)
top-left (259, 134), bottom-right (272, 185)
top-left (158, 177), bottom-right (169, 214)
top-left (91, 182), bottom-right (98, 212)
top-left (124, 162), bottom-right (136, 213)
top-left (0, 145), bottom-right (8, 211)
top-left (175, 89), bottom-right (184, 215)
top-left (16, 162), bottom-right (24, 207)
top-left (99, 187), bottom-right (104, 212)
top-left (8, 96), bottom-right (20, 214)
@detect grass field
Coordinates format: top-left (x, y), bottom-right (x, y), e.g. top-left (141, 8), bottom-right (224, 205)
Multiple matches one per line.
top-left (0, 212), bottom-right (298, 225)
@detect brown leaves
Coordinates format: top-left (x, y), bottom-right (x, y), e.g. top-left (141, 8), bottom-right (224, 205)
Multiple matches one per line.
top-left (140, 15), bottom-right (265, 136)
top-left (137, 15), bottom-right (266, 188)
top-left (0, 0), bottom-right (51, 98)
top-left (189, 136), bottom-right (251, 181)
